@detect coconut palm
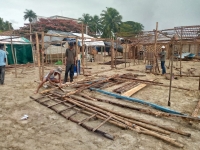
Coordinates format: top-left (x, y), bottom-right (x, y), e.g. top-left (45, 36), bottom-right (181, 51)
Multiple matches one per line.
top-left (100, 7), bottom-right (122, 38)
top-left (78, 13), bottom-right (91, 26)
top-left (0, 18), bottom-right (13, 31)
top-left (23, 9), bottom-right (37, 41)
top-left (78, 13), bottom-right (92, 34)
top-left (89, 15), bottom-right (102, 37)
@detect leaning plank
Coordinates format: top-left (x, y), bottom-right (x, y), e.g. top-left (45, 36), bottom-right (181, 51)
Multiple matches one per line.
top-left (122, 83), bottom-right (147, 97)
top-left (191, 99), bottom-right (200, 117)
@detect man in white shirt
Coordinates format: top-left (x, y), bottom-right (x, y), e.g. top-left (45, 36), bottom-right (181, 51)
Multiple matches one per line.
top-left (0, 44), bottom-right (6, 85)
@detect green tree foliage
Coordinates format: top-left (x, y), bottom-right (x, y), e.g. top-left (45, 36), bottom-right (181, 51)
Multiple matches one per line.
top-left (0, 18), bottom-right (13, 32)
top-left (78, 13), bottom-right (91, 26)
top-left (23, 9), bottom-right (37, 23)
top-left (79, 14), bottom-right (102, 37)
top-left (89, 15), bottom-right (102, 37)
top-left (119, 21), bottom-right (144, 37)
top-left (100, 7), bottom-right (122, 38)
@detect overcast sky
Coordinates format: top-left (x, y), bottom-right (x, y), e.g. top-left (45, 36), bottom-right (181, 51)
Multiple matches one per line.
top-left (1, 0), bottom-right (200, 31)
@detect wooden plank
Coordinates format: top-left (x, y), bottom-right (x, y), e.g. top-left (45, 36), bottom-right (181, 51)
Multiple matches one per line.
top-left (121, 83), bottom-right (147, 97)
top-left (121, 79), bottom-right (154, 97)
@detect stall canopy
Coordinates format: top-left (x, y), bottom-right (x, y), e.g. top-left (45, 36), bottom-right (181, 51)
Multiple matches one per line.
top-left (44, 30), bottom-right (105, 47)
top-left (0, 36), bottom-right (33, 65)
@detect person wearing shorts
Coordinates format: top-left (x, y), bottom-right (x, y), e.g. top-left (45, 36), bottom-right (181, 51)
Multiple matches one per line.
top-left (35, 66), bottom-right (62, 93)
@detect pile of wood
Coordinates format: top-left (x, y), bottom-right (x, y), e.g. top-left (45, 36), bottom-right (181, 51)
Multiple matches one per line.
top-left (30, 74), bottom-right (200, 148)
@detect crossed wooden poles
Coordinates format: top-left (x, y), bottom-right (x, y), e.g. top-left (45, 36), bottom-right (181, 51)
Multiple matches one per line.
top-left (30, 74), bottom-right (200, 148)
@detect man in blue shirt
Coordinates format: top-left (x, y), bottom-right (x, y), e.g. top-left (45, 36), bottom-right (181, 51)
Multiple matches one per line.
top-left (0, 44), bottom-right (6, 85)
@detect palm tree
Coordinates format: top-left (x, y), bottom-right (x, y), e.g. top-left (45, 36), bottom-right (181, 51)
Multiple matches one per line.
top-left (23, 9), bottom-right (37, 41)
top-left (78, 13), bottom-right (92, 34)
top-left (100, 7), bottom-right (122, 38)
top-left (0, 18), bottom-right (13, 32)
top-left (89, 15), bottom-right (102, 37)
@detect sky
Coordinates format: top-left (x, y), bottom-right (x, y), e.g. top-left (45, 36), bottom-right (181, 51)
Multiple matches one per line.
top-left (0, 0), bottom-right (200, 31)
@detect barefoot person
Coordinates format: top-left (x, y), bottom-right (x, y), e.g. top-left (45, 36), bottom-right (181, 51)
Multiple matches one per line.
top-left (35, 67), bottom-right (62, 93)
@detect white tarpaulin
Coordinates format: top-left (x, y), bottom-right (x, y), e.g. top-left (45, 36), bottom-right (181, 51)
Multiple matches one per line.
top-left (78, 39), bottom-right (104, 46)
top-left (72, 33), bottom-right (94, 39)
top-left (45, 45), bottom-right (66, 54)
top-left (0, 36), bottom-right (30, 44)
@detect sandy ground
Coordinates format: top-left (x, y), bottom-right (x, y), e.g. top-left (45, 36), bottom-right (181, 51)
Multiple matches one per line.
top-left (0, 58), bottom-right (200, 150)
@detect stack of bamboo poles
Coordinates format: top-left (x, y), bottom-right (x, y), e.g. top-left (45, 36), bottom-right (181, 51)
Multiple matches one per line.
top-left (36, 75), bottom-right (200, 147)
top-left (44, 92), bottom-right (185, 148)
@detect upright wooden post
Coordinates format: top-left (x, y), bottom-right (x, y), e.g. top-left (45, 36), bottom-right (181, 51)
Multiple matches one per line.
top-left (168, 39), bottom-right (175, 106)
top-left (81, 23), bottom-right (85, 75)
top-left (133, 46), bottom-right (136, 65)
top-left (75, 37), bottom-right (78, 75)
top-left (180, 27), bottom-right (183, 76)
top-left (104, 46), bottom-right (106, 62)
top-left (10, 35), bottom-right (17, 78)
top-left (125, 41), bottom-right (127, 68)
top-left (35, 32), bottom-right (41, 81)
top-left (111, 40), bottom-right (114, 68)
top-left (115, 37), bottom-right (118, 68)
top-left (199, 75), bottom-right (200, 91)
top-left (3, 44), bottom-right (8, 65)
top-left (61, 41), bottom-right (63, 65)
top-left (41, 32), bottom-right (44, 79)
top-left (50, 36), bottom-right (52, 65)
top-left (154, 22), bottom-right (159, 74)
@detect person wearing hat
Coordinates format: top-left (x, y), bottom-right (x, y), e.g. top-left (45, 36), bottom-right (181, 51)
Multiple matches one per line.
top-left (0, 44), bottom-right (6, 85)
top-left (35, 66), bottom-right (62, 93)
top-left (159, 46), bottom-right (166, 75)
top-left (63, 42), bottom-right (76, 83)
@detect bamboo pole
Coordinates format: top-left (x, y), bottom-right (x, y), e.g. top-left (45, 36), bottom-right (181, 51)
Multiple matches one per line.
top-left (35, 32), bottom-right (41, 81)
top-left (75, 37), bottom-right (79, 75)
top-left (168, 40), bottom-right (174, 106)
top-left (81, 23), bottom-right (85, 75)
top-left (115, 37), bottom-right (118, 68)
top-left (71, 95), bottom-right (170, 135)
top-left (81, 94), bottom-right (195, 127)
top-left (3, 44), bottom-right (8, 65)
top-left (50, 36), bottom-right (52, 65)
top-left (111, 40), bottom-right (114, 68)
top-left (14, 48), bottom-right (17, 64)
top-left (104, 46), bottom-right (106, 62)
top-left (10, 35), bottom-right (17, 78)
top-left (64, 97), bottom-right (184, 148)
top-left (61, 41), bottom-right (63, 65)
top-left (199, 75), bottom-right (200, 90)
top-left (180, 27), bottom-right (183, 76)
top-left (154, 22), bottom-right (159, 74)
top-left (41, 32), bottom-right (44, 79)
top-left (134, 46), bottom-right (136, 65)
top-left (125, 41), bottom-right (127, 68)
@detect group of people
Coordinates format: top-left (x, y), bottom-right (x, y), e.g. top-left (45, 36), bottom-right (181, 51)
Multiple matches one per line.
top-left (0, 42), bottom-right (167, 93)
top-left (35, 42), bottom-right (76, 93)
